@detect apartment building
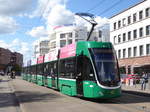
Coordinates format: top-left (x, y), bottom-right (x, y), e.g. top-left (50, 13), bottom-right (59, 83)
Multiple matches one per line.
top-left (33, 39), bottom-right (49, 59)
top-left (110, 0), bottom-right (150, 74)
top-left (49, 24), bottom-right (109, 52)
top-left (0, 47), bottom-right (23, 71)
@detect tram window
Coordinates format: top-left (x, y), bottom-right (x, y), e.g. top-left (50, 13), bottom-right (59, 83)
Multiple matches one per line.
top-left (37, 64), bottom-right (43, 75)
top-left (44, 63), bottom-right (49, 74)
top-left (82, 57), bottom-right (95, 81)
top-left (59, 58), bottom-right (76, 79)
top-left (48, 61), bottom-right (57, 76)
top-left (33, 66), bottom-right (36, 74)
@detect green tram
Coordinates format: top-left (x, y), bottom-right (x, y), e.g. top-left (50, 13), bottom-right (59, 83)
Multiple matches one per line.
top-left (22, 41), bottom-right (121, 98)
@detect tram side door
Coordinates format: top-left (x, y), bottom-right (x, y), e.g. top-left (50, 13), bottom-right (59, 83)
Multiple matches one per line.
top-left (76, 56), bottom-right (84, 96)
top-left (51, 62), bottom-right (58, 89)
top-left (43, 63), bottom-right (48, 86)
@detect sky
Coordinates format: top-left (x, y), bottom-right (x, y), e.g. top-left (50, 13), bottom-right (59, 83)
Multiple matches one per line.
top-left (0, 0), bottom-right (142, 64)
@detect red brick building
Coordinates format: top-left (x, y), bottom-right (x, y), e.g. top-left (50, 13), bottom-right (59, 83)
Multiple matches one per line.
top-left (0, 47), bottom-right (23, 72)
top-left (119, 56), bottom-right (150, 75)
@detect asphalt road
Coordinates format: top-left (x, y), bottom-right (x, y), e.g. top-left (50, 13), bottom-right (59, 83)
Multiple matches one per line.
top-left (2, 76), bottom-right (150, 112)
top-left (0, 76), bottom-right (21, 112)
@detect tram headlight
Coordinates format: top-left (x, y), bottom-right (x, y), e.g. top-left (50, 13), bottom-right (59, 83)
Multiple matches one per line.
top-left (89, 85), bottom-right (94, 87)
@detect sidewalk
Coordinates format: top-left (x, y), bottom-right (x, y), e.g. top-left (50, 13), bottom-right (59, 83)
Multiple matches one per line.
top-left (121, 83), bottom-right (150, 97)
top-left (0, 76), bottom-right (21, 112)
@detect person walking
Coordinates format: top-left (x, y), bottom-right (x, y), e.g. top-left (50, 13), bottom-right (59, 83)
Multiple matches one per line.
top-left (141, 72), bottom-right (148, 90)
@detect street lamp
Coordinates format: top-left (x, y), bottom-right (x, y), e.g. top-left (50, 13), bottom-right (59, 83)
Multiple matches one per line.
top-left (75, 13), bottom-right (97, 41)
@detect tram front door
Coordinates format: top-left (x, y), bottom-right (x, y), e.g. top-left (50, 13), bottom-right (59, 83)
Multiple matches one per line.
top-left (76, 56), bottom-right (83, 96)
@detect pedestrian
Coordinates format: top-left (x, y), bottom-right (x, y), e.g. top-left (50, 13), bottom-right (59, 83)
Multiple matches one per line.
top-left (141, 72), bottom-right (148, 90)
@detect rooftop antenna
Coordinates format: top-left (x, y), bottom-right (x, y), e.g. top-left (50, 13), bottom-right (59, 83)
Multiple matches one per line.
top-left (75, 13), bottom-right (97, 41)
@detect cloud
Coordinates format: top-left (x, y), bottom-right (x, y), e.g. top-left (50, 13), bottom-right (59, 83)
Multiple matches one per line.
top-left (29, 0), bottom-right (74, 29)
top-left (0, 38), bottom-right (31, 63)
top-left (30, 0), bottom-right (109, 31)
top-left (0, 0), bottom-right (34, 16)
top-left (29, 0), bottom-right (67, 18)
top-left (95, 16), bottom-right (109, 28)
top-left (0, 16), bottom-right (19, 34)
top-left (46, 5), bottom-right (74, 28)
top-left (0, 40), bottom-right (9, 48)
top-left (27, 26), bottom-right (48, 38)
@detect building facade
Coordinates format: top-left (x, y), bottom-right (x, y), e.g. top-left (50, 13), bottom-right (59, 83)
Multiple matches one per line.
top-left (33, 39), bottom-right (49, 59)
top-left (110, 0), bottom-right (150, 74)
top-left (0, 48), bottom-right (11, 70)
top-left (0, 47), bottom-right (23, 72)
top-left (49, 25), bottom-right (109, 52)
top-left (49, 25), bottom-right (87, 52)
top-left (39, 40), bottom-right (49, 55)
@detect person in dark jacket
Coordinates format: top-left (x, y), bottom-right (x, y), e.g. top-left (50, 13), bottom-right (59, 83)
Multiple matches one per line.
top-left (141, 72), bottom-right (148, 90)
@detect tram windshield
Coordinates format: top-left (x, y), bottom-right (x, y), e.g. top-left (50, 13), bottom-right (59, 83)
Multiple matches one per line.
top-left (89, 48), bottom-right (120, 87)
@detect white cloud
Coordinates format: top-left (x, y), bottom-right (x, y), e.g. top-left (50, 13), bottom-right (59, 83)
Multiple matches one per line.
top-left (30, 0), bottom-right (67, 18)
top-left (46, 5), bottom-right (74, 28)
top-left (30, 0), bottom-right (109, 31)
top-left (0, 0), bottom-right (34, 16)
top-left (0, 40), bottom-right (9, 48)
top-left (95, 16), bottom-right (109, 28)
top-left (29, 0), bottom-right (74, 29)
top-left (0, 38), bottom-right (31, 63)
top-left (0, 16), bottom-right (19, 34)
top-left (0, 0), bottom-right (35, 35)
top-left (27, 26), bottom-right (48, 38)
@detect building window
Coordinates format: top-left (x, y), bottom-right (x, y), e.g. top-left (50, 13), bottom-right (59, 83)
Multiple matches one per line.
top-left (122, 18), bottom-right (126, 26)
top-left (133, 13), bottom-right (137, 22)
top-left (114, 22), bottom-right (116, 30)
top-left (123, 49), bottom-right (126, 58)
top-left (118, 20), bottom-right (121, 28)
top-left (118, 34), bottom-right (121, 43)
top-left (139, 27), bottom-right (143, 37)
top-left (118, 50), bottom-right (121, 59)
top-left (139, 45), bottom-right (143, 56)
top-left (133, 46), bottom-right (137, 56)
top-left (128, 31), bottom-right (131, 40)
top-left (60, 34), bottom-right (65, 38)
top-left (99, 30), bottom-right (102, 38)
top-left (146, 44), bottom-right (150, 55)
top-left (145, 8), bottom-right (150, 17)
top-left (123, 33), bottom-right (126, 42)
top-left (67, 33), bottom-right (72, 38)
top-left (128, 48), bottom-right (131, 57)
top-left (146, 25), bottom-right (150, 35)
top-left (50, 41), bottom-right (56, 49)
top-left (139, 10), bottom-right (143, 20)
top-left (133, 29), bottom-right (137, 39)
top-left (128, 16), bottom-right (131, 24)
top-left (68, 39), bottom-right (72, 44)
top-left (60, 40), bottom-right (66, 47)
top-left (114, 36), bottom-right (116, 44)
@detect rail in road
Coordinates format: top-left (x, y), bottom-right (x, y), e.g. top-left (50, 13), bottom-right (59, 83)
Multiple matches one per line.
top-left (7, 77), bottom-right (150, 112)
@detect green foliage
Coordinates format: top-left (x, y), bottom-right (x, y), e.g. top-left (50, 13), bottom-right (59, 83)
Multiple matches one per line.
top-left (12, 64), bottom-right (22, 72)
